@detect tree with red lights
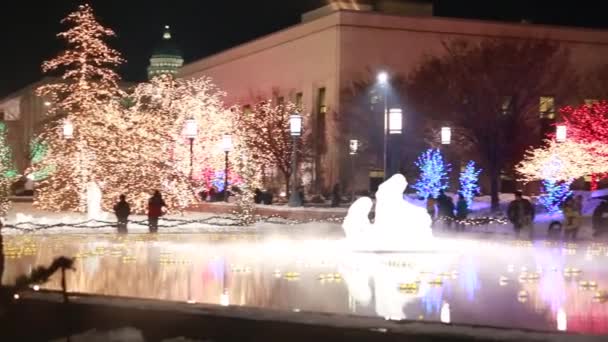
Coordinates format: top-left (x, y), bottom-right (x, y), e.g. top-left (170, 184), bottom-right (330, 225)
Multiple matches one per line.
top-left (561, 101), bottom-right (608, 189)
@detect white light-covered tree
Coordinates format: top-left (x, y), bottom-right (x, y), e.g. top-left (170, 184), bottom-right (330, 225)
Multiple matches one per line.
top-left (235, 100), bottom-right (308, 194)
top-left (516, 139), bottom-right (608, 182)
top-left (0, 122), bottom-right (18, 216)
top-left (32, 4), bottom-right (124, 211)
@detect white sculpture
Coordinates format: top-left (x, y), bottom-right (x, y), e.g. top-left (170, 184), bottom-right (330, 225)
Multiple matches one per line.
top-left (342, 174), bottom-right (433, 251)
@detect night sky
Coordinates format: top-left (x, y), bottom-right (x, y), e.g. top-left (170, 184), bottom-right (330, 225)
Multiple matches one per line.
top-left (1, 0), bottom-right (606, 97)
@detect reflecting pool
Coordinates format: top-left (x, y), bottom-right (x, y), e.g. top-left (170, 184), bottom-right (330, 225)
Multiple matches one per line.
top-left (2, 234), bottom-right (608, 334)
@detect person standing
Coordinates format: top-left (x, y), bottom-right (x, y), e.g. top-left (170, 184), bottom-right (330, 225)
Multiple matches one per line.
top-left (113, 194), bottom-right (131, 233)
top-left (507, 191), bottom-right (535, 237)
top-left (562, 196), bottom-right (581, 241)
top-left (426, 195), bottom-right (436, 222)
top-left (455, 194), bottom-right (469, 231)
top-left (437, 190), bottom-right (455, 228)
top-left (593, 199), bottom-right (608, 237)
top-left (148, 190), bottom-right (166, 233)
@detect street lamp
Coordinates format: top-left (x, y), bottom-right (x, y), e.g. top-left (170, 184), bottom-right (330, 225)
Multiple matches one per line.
top-left (556, 125), bottom-right (567, 143)
top-left (349, 139), bottom-right (359, 202)
top-left (441, 127), bottom-right (451, 145)
top-left (184, 118), bottom-right (198, 179)
top-left (377, 71), bottom-right (389, 180)
top-left (288, 113), bottom-right (303, 207)
top-left (62, 120), bottom-right (74, 139)
top-left (221, 134), bottom-right (233, 202)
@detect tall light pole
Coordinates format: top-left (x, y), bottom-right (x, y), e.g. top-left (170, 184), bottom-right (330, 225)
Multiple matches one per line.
top-left (441, 127), bottom-right (452, 145)
top-left (184, 118), bottom-right (198, 179)
top-left (221, 134), bottom-right (233, 202)
top-left (349, 139), bottom-right (359, 202)
top-left (63, 120), bottom-right (86, 211)
top-left (377, 71), bottom-right (389, 180)
top-left (288, 113), bottom-right (303, 207)
top-left (388, 108), bottom-right (403, 176)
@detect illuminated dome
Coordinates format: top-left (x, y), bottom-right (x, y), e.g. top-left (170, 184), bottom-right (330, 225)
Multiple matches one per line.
top-left (147, 25), bottom-right (184, 79)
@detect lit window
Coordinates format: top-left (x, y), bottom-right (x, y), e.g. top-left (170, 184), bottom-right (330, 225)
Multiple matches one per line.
top-left (317, 87), bottom-right (327, 114)
top-left (585, 99), bottom-right (599, 105)
top-left (295, 92), bottom-right (303, 111)
top-left (501, 96), bottom-right (512, 115)
top-left (540, 96), bottom-right (555, 119)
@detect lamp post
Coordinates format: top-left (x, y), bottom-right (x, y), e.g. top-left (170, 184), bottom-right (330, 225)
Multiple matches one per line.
top-left (377, 71), bottom-right (389, 180)
top-left (349, 139), bottom-right (359, 202)
top-left (556, 125), bottom-right (567, 143)
top-left (63, 120), bottom-right (86, 210)
top-left (184, 118), bottom-right (198, 179)
top-left (62, 120), bottom-right (74, 139)
top-left (221, 134), bottom-right (233, 202)
top-left (288, 113), bottom-right (303, 207)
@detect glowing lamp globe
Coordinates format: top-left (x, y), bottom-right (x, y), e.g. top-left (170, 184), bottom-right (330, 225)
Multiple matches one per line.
top-left (184, 119), bottom-right (198, 139)
top-left (349, 139), bottom-right (359, 155)
top-left (221, 134), bottom-right (233, 152)
top-left (441, 127), bottom-right (451, 145)
top-left (62, 120), bottom-right (74, 139)
top-left (220, 292), bottom-right (230, 306)
top-left (290, 114), bottom-right (303, 136)
top-left (388, 108), bottom-right (402, 134)
top-left (377, 71), bottom-right (389, 85)
top-left (556, 125), bottom-right (567, 143)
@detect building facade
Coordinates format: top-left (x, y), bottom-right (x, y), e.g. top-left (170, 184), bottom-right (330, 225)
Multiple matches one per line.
top-left (179, 2), bottom-right (608, 193)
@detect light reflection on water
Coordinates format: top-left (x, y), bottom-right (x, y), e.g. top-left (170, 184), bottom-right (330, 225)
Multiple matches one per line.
top-left (2, 234), bottom-right (608, 334)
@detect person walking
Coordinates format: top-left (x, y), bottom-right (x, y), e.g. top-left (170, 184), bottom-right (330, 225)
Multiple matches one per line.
top-left (562, 196), bottom-right (581, 241)
top-left (455, 193), bottom-right (469, 231)
top-left (507, 191), bottom-right (535, 238)
top-left (148, 190), bottom-right (166, 233)
top-left (113, 194), bottom-right (131, 233)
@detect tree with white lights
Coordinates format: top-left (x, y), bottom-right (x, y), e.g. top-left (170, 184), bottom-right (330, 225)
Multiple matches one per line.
top-left (0, 122), bottom-right (18, 216)
top-left (413, 149), bottom-right (451, 199)
top-left (32, 4), bottom-right (124, 211)
top-left (235, 100), bottom-right (307, 194)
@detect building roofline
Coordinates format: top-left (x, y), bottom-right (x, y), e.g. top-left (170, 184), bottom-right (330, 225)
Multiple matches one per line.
top-left (180, 8), bottom-right (608, 77)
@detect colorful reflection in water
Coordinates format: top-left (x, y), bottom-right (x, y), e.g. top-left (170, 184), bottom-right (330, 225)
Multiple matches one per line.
top-left (2, 234), bottom-right (608, 334)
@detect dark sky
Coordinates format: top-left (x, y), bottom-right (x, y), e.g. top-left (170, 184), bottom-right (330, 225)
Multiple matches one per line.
top-left (1, 0), bottom-right (607, 97)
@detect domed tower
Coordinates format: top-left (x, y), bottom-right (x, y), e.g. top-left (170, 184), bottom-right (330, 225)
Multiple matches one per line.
top-left (147, 25), bottom-right (184, 80)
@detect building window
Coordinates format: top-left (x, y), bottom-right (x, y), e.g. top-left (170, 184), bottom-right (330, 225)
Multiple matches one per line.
top-left (501, 96), bottom-right (512, 115)
top-left (539, 96), bottom-right (555, 119)
top-left (243, 105), bottom-right (252, 114)
top-left (317, 87), bottom-right (327, 114)
top-left (585, 99), bottom-right (599, 105)
top-left (295, 92), bottom-right (303, 111)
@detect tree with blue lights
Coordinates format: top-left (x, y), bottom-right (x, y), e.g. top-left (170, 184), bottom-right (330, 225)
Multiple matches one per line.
top-left (413, 148), bottom-right (451, 199)
top-left (539, 179), bottom-right (573, 214)
top-left (459, 161), bottom-right (481, 207)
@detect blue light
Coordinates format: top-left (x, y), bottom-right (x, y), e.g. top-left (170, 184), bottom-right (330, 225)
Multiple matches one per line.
top-left (539, 179), bottom-right (572, 214)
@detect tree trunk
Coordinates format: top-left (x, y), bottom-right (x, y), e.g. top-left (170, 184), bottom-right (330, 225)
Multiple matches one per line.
top-left (283, 170), bottom-right (291, 197)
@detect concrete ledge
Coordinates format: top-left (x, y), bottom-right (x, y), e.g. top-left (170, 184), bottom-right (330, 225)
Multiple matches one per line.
top-left (1, 290), bottom-right (598, 341)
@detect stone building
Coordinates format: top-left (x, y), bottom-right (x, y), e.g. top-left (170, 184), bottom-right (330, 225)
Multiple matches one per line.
top-left (179, 1), bottom-right (608, 193)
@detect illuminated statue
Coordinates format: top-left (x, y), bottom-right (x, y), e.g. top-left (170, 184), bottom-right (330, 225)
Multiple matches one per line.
top-left (342, 174), bottom-right (433, 251)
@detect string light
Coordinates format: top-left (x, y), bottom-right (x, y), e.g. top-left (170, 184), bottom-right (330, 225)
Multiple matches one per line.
top-left (0, 122), bottom-right (18, 216)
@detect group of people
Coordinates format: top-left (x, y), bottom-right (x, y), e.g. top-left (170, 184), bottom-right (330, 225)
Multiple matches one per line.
top-left (426, 190), bottom-right (469, 229)
top-left (112, 190), bottom-right (166, 233)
